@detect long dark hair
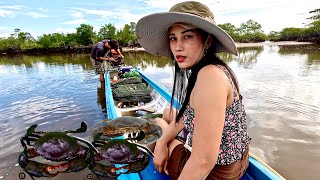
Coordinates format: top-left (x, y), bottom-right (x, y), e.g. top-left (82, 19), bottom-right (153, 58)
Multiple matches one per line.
top-left (170, 31), bottom-right (240, 123)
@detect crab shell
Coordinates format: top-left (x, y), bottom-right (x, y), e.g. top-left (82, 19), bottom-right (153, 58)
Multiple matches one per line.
top-left (99, 139), bottom-right (140, 164)
top-left (33, 132), bottom-right (80, 162)
top-left (98, 116), bottom-right (162, 145)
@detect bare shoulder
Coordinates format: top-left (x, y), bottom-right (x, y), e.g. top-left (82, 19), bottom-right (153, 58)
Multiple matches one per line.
top-left (191, 65), bottom-right (231, 103)
top-left (191, 64), bottom-right (231, 111)
top-left (197, 65), bottom-right (230, 85)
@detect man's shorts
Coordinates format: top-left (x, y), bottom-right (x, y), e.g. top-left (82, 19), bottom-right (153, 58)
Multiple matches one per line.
top-left (90, 57), bottom-right (105, 75)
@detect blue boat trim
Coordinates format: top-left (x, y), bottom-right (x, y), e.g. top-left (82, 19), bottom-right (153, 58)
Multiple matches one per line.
top-left (105, 72), bottom-right (141, 180)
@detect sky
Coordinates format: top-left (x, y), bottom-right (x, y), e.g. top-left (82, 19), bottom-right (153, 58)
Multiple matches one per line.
top-left (0, 0), bottom-right (319, 38)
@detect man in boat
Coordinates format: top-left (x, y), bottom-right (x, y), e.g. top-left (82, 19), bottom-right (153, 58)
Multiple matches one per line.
top-left (90, 39), bottom-right (124, 82)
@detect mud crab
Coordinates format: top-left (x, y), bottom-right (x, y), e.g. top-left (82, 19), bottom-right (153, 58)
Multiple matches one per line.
top-left (18, 122), bottom-right (97, 179)
top-left (95, 116), bottom-right (162, 145)
top-left (89, 133), bottom-right (152, 178)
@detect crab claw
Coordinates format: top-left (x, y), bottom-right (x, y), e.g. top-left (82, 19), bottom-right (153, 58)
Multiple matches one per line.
top-left (65, 121), bottom-right (87, 133)
top-left (122, 150), bottom-right (150, 174)
top-left (21, 161), bottom-right (59, 179)
top-left (122, 157), bottom-right (150, 174)
top-left (78, 122), bottom-right (87, 133)
top-left (60, 157), bottom-right (89, 173)
top-left (18, 152), bottom-right (28, 168)
top-left (90, 163), bottom-right (121, 178)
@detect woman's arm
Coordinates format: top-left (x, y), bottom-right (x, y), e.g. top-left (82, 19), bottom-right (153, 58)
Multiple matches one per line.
top-left (116, 49), bottom-right (124, 59)
top-left (158, 115), bottom-right (184, 144)
top-left (154, 110), bottom-right (184, 174)
top-left (97, 56), bottom-right (115, 61)
top-left (178, 65), bottom-right (230, 180)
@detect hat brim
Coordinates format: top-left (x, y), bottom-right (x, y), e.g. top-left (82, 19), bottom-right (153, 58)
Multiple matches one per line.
top-left (136, 12), bottom-right (238, 56)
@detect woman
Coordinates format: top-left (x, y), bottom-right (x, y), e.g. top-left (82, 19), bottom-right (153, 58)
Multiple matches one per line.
top-left (108, 48), bottom-right (124, 66)
top-left (136, 1), bottom-right (251, 180)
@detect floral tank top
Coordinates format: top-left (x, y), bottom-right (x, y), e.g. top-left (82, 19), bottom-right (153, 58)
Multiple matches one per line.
top-left (182, 65), bottom-right (251, 165)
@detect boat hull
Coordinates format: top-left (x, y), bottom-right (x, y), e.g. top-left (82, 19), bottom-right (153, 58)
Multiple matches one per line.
top-left (104, 68), bottom-right (285, 180)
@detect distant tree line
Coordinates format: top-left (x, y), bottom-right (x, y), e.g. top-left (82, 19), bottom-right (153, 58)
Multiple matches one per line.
top-left (0, 22), bottom-right (138, 52)
top-left (0, 8), bottom-right (319, 52)
top-left (218, 8), bottom-right (320, 43)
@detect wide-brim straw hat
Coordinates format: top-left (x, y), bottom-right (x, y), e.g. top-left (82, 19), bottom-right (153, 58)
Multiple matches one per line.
top-left (136, 1), bottom-right (238, 56)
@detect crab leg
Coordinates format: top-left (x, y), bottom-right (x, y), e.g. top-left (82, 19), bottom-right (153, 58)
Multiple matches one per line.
top-left (132, 143), bottom-right (154, 157)
top-left (65, 122), bottom-right (87, 133)
top-left (73, 136), bottom-right (99, 153)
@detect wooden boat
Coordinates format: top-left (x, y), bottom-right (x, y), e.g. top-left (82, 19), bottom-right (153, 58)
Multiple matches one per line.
top-left (104, 66), bottom-right (286, 180)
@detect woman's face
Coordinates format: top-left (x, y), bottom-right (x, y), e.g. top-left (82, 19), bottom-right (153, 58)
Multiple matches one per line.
top-left (168, 25), bottom-right (205, 69)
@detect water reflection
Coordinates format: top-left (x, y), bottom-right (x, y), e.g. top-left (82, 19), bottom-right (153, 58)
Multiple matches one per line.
top-left (123, 52), bottom-right (171, 68)
top-left (218, 47), bottom-right (264, 68)
top-left (278, 45), bottom-right (320, 76)
top-left (0, 54), bottom-right (93, 70)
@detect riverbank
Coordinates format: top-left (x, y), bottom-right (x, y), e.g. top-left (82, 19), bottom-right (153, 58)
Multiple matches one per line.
top-left (235, 41), bottom-right (314, 47)
top-left (122, 41), bottom-right (314, 52)
top-left (0, 41), bottom-right (315, 55)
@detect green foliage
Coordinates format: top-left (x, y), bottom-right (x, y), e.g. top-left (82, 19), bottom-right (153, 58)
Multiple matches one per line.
top-left (218, 23), bottom-right (240, 40)
top-left (98, 23), bottom-right (116, 40)
top-left (239, 19), bottom-right (263, 35)
top-left (116, 23), bottom-right (136, 46)
top-left (303, 8), bottom-right (320, 42)
top-left (218, 20), bottom-right (266, 42)
top-left (2, 12), bottom-right (320, 52)
top-left (307, 8), bottom-right (320, 21)
top-left (38, 34), bottom-right (54, 48)
top-left (268, 31), bottom-right (281, 41)
top-left (65, 33), bottom-right (78, 47)
top-left (279, 27), bottom-right (304, 41)
top-left (76, 24), bottom-right (95, 46)
top-left (0, 36), bottom-right (19, 50)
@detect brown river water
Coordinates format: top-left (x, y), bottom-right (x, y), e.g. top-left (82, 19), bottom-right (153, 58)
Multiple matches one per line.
top-left (0, 44), bottom-right (319, 179)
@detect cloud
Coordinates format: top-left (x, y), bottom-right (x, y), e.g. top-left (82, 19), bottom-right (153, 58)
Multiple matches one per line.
top-left (0, 27), bottom-right (10, 38)
top-left (212, 0), bottom-right (318, 32)
top-left (0, 9), bottom-right (13, 17)
top-left (61, 18), bottom-right (87, 25)
top-left (70, 7), bottom-right (113, 18)
top-left (92, 25), bottom-right (100, 32)
top-left (70, 11), bottom-right (84, 19)
top-left (26, 12), bottom-right (48, 18)
top-left (0, 32), bottom-right (10, 38)
top-left (139, 0), bottom-right (320, 33)
top-left (107, 8), bottom-right (148, 24)
top-left (0, 5), bottom-right (23, 17)
top-left (55, 27), bottom-right (76, 34)
top-left (141, 0), bottom-right (174, 9)
top-left (0, 5), bottom-right (23, 10)
top-left (37, 8), bottom-right (48, 12)
top-left (74, 2), bottom-right (100, 6)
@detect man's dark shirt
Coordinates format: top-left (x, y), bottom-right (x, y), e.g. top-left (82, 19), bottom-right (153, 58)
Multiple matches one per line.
top-left (90, 41), bottom-right (110, 60)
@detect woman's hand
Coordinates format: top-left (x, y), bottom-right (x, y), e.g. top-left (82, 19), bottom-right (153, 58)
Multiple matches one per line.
top-left (153, 139), bottom-right (169, 175)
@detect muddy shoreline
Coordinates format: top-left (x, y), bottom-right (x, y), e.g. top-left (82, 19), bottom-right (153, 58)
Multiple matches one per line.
top-left (0, 41), bottom-right (315, 55)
